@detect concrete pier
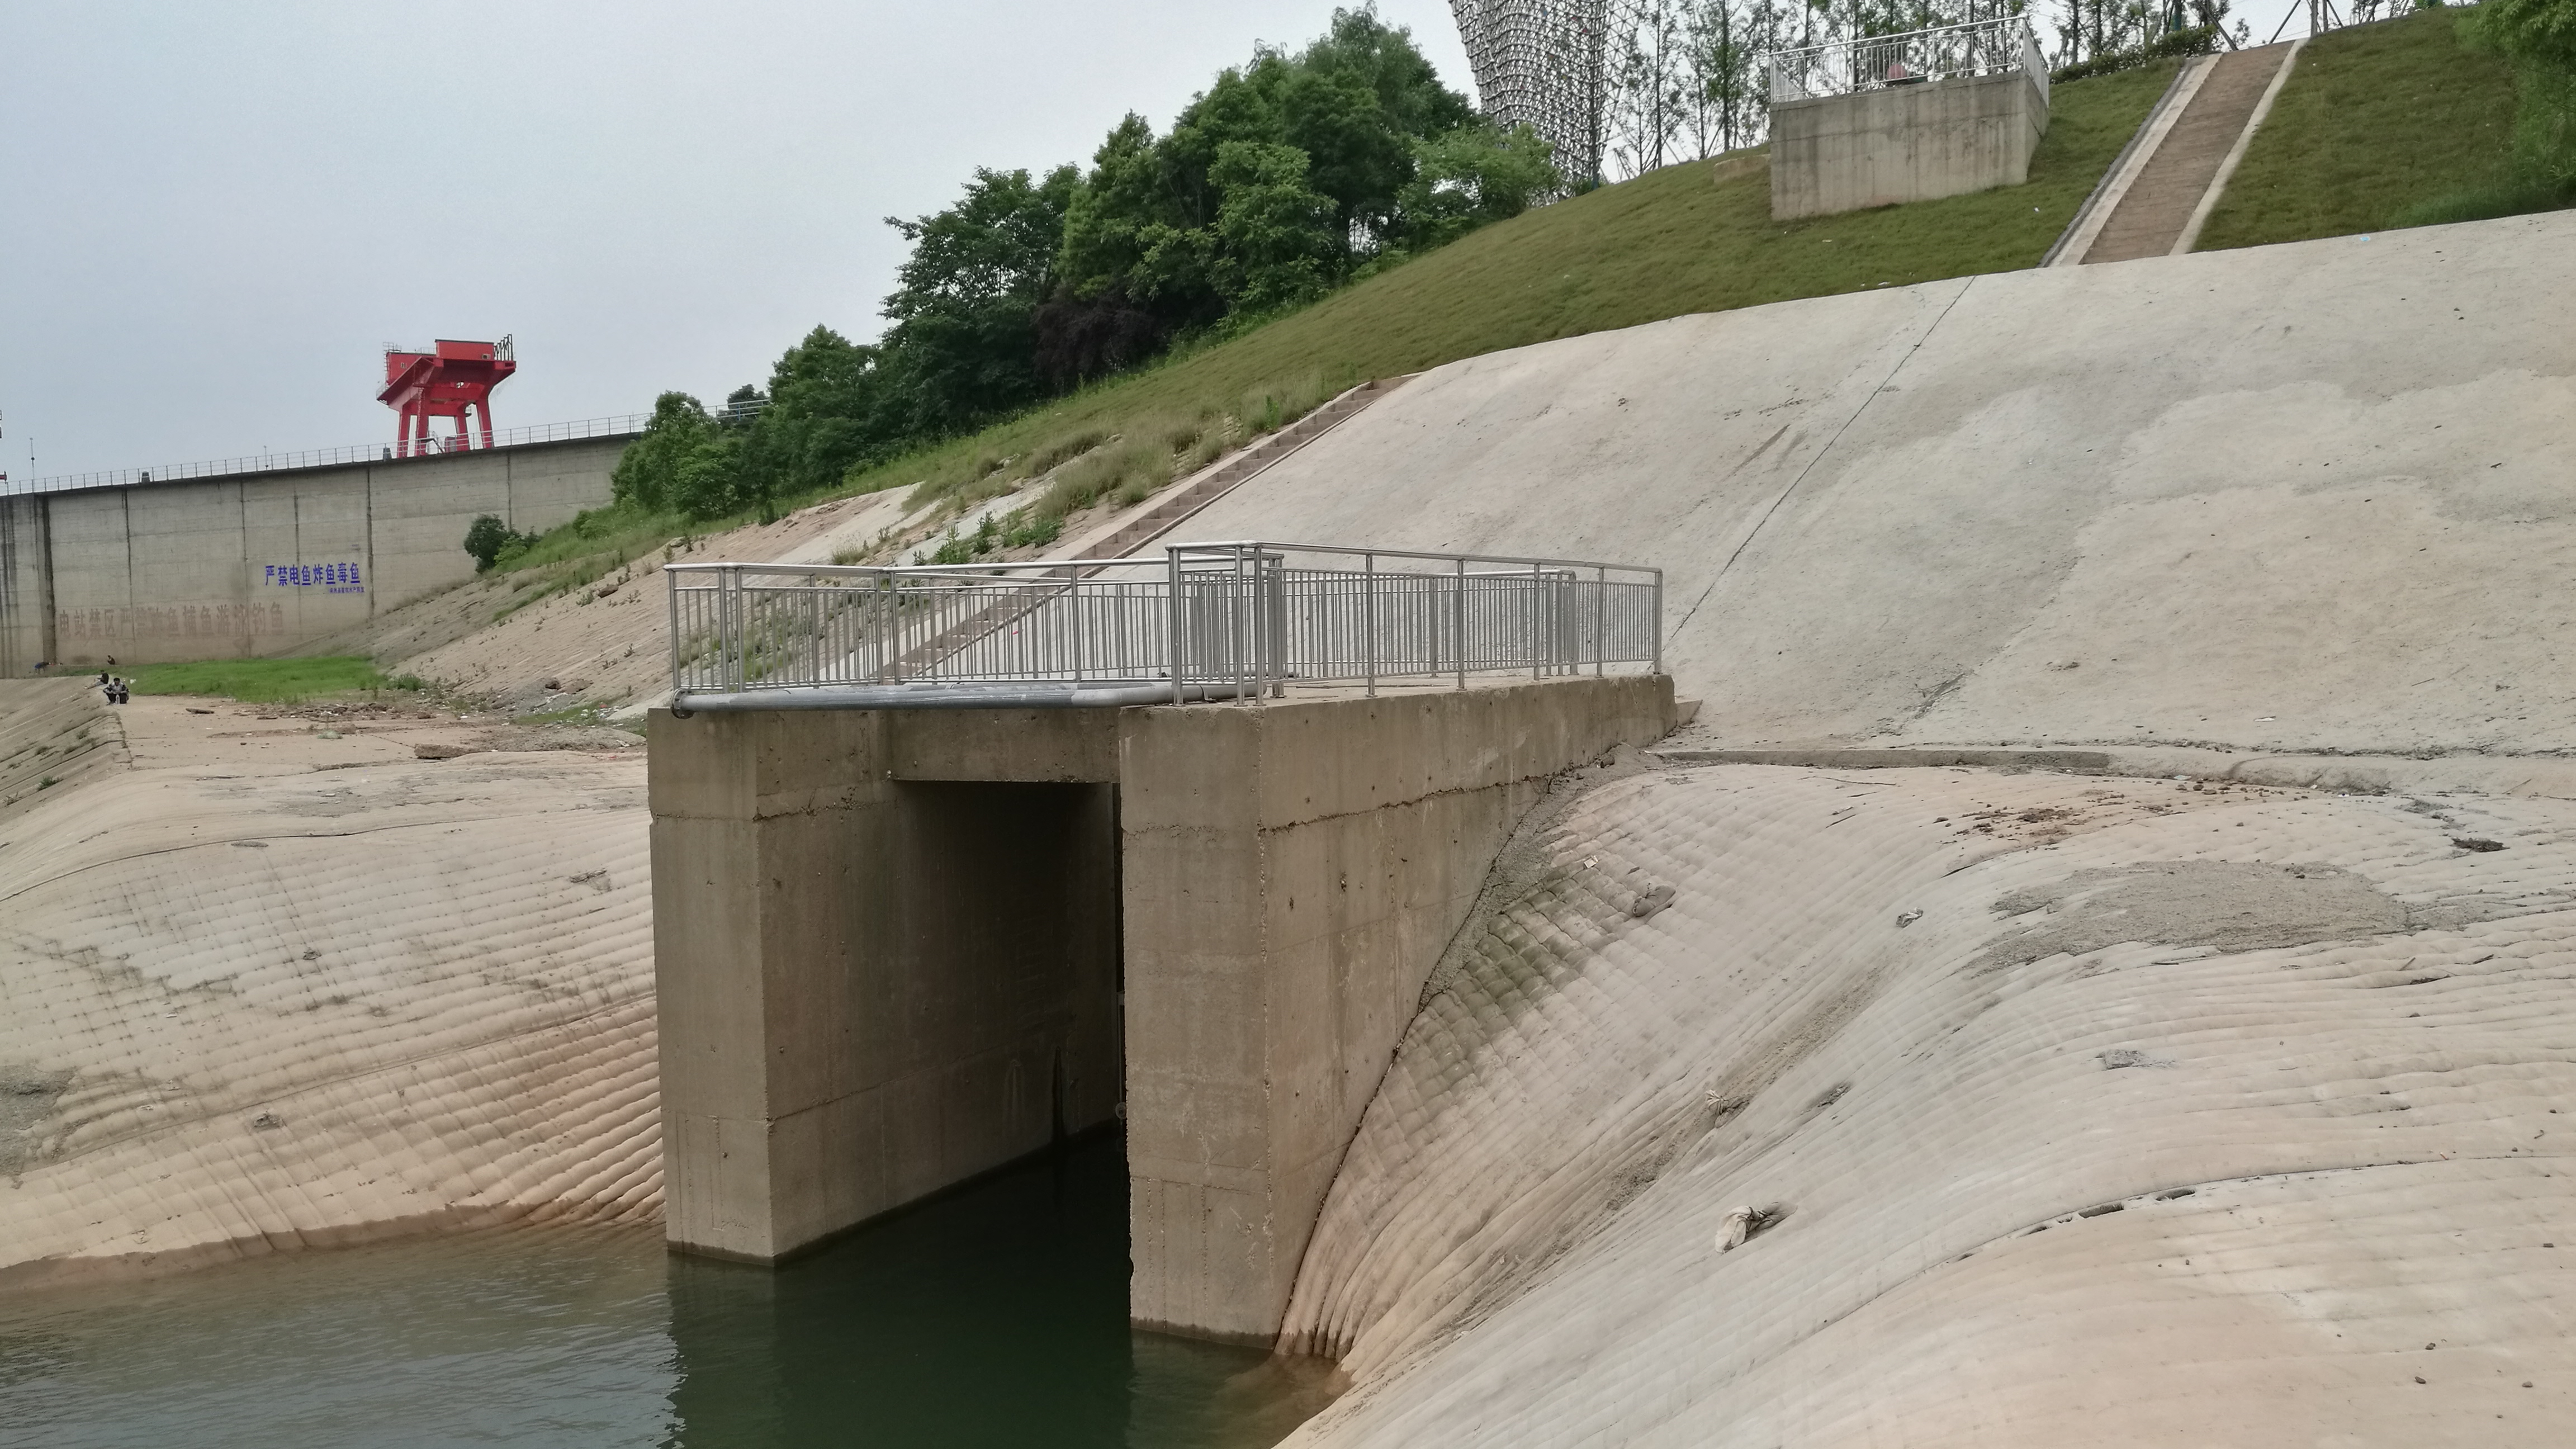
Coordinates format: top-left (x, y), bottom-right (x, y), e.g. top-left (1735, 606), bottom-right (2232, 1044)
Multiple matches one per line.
top-left (649, 674), bottom-right (1673, 1342)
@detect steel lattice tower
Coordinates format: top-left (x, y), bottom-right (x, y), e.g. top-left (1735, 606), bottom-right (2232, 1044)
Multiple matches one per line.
top-left (1450, 0), bottom-right (1611, 191)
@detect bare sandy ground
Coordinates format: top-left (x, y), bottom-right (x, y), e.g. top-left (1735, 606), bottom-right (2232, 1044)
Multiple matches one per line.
top-left (0, 689), bottom-right (655, 1285)
top-left (1281, 760), bottom-right (2576, 1446)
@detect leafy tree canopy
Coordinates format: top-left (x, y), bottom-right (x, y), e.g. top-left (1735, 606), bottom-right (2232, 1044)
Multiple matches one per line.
top-left (617, 4), bottom-right (1556, 524)
top-left (2478, 0), bottom-right (2576, 69)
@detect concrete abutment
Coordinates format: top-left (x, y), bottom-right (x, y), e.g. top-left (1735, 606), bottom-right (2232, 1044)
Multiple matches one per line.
top-left (648, 674), bottom-right (1673, 1341)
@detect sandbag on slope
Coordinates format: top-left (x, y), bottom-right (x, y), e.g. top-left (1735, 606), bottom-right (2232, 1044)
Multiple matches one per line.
top-left (0, 751), bottom-right (657, 1284)
top-left (1280, 764), bottom-right (2576, 1446)
top-left (1178, 210), bottom-right (2576, 756)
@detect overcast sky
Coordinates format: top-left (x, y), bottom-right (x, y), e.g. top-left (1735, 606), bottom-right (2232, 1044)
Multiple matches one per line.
top-left (0, 1), bottom-right (1473, 481)
top-left (0, 0), bottom-right (2321, 483)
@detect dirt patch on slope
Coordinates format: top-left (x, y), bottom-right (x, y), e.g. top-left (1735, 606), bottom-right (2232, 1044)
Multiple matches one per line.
top-left (1980, 859), bottom-right (2409, 969)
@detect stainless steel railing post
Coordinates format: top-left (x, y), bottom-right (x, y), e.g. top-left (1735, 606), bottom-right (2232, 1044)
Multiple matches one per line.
top-left (665, 565), bottom-right (683, 694)
top-left (1167, 546), bottom-right (1185, 706)
top-left (1454, 556), bottom-right (1467, 692)
top-left (1652, 569), bottom-right (1665, 675)
top-left (1363, 551), bottom-right (1377, 698)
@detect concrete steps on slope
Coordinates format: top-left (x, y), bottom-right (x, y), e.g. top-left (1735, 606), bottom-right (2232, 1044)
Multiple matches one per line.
top-left (2049, 40), bottom-right (2304, 265)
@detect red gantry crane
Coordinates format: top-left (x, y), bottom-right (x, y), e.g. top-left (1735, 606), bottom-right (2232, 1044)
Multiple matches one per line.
top-left (379, 337), bottom-right (515, 456)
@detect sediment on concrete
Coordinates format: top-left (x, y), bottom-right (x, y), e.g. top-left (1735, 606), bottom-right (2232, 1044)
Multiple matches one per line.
top-left (1654, 746), bottom-right (2113, 771)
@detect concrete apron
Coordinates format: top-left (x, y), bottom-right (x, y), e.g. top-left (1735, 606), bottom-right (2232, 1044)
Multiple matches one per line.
top-left (647, 673), bottom-right (1675, 1345)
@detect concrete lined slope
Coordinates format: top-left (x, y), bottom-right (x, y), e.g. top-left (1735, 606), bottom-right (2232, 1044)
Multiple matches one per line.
top-left (1178, 210), bottom-right (2576, 756)
top-left (0, 678), bottom-right (124, 821)
top-left (0, 745), bottom-right (657, 1285)
top-left (1282, 764), bottom-right (2576, 1446)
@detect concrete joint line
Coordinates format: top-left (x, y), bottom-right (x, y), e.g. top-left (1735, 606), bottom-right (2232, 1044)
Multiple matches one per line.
top-left (2050, 55), bottom-right (2216, 268)
top-left (1252, 774), bottom-right (1538, 834)
top-left (2170, 39), bottom-right (2304, 257)
top-left (1668, 279), bottom-right (1977, 642)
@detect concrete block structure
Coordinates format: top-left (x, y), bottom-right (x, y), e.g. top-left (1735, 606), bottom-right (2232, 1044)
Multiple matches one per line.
top-left (0, 434), bottom-right (627, 674)
top-left (648, 674), bottom-right (1674, 1343)
top-left (1772, 68), bottom-right (2049, 219)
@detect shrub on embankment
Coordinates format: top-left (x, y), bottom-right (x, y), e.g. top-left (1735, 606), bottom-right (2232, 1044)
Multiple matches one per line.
top-left (2195, 6), bottom-right (2566, 248)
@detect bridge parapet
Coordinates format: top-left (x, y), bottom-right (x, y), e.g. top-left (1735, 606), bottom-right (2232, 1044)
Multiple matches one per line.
top-left (663, 540), bottom-right (1663, 712)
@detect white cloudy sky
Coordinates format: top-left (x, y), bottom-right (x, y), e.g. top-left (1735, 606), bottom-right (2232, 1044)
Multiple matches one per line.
top-left (0, 0), bottom-right (2320, 482)
top-left (0, 1), bottom-right (1473, 480)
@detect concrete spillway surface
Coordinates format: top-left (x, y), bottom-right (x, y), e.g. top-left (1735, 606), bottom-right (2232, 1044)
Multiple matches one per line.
top-left (1276, 760), bottom-right (2576, 1446)
top-left (1176, 210), bottom-right (2576, 759)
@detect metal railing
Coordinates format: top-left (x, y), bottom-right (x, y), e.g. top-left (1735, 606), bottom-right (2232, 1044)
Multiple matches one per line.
top-left (2, 413), bottom-right (649, 498)
top-left (665, 541), bottom-right (1663, 709)
top-left (1770, 15), bottom-right (2047, 105)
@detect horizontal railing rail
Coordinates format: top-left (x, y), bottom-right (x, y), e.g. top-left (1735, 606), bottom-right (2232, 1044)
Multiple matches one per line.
top-left (665, 541), bottom-right (1663, 708)
top-left (2, 413), bottom-right (650, 497)
top-left (1770, 15), bottom-right (2045, 105)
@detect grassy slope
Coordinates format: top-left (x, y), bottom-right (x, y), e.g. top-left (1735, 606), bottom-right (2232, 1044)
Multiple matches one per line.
top-left (129, 656), bottom-right (407, 703)
top-left (839, 61), bottom-right (2180, 500)
top-left (2196, 10), bottom-right (2521, 249)
top-left (468, 67), bottom-right (2174, 599)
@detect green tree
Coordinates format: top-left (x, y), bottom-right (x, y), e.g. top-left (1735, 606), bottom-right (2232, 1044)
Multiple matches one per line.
top-left (879, 165), bottom-right (1078, 434)
top-left (1211, 141), bottom-right (1341, 312)
top-left (735, 327), bottom-right (891, 519)
top-left (462, 514), bottom-right (516, 572)
top-left (1051, 6), bottom-right (1475, 334)
top-left (610, 392), bottom-right (721, 512)
top-left (1394, 123), bottom-right (1561, 250)
top-left (2476, 0), bottom-right (2576, 190)
top-left (2476, 0), bottom-right (2576, 68)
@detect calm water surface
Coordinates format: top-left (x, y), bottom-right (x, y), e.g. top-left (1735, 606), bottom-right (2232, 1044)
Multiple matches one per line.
top-left (0, 1134), bottom-right (1327, 1448)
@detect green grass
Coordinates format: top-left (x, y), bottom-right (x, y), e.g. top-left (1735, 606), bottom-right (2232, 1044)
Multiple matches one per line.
top-left (827, 63), bottom-right (2178, 504)
top-left (2196, 10), bottom-right (2526, 249)
top-left (127, 656), bottom-right (418, 704)
top-left (490, 64), bottom-right (2177, 574)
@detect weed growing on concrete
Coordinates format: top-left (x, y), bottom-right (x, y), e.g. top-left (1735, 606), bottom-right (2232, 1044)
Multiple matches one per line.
top-left (127, 657), bottom-right (416, 705)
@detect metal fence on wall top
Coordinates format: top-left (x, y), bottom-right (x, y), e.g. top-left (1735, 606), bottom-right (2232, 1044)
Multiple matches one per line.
top-left (1769, 15), bottom-right (2048, 104)
top-left (3, 413), bottom-right (650, 498)
top-left (664, 541), bottom-right (1664, 710)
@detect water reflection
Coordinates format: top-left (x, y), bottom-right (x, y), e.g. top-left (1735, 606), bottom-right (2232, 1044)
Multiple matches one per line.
top-left (0, 1133), bottom-right (1328, 1448)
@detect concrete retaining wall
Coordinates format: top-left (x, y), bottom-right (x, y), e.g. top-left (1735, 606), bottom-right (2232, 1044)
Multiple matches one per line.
top-left (1771, 70), bottom-right (2048, 220)
top-left (1119, 676), bottom-right (1674, 1342)
top-left (0, 434), bottom-right (628, 673)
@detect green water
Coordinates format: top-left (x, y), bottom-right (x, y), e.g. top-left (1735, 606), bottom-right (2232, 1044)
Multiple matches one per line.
top-left (0, 1134), bottom-right (1328, 1448)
